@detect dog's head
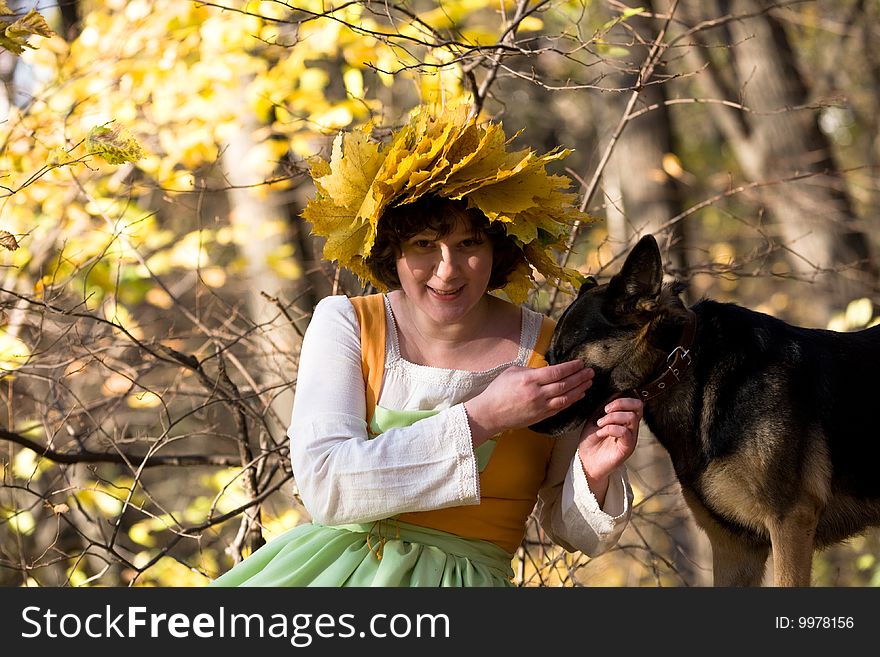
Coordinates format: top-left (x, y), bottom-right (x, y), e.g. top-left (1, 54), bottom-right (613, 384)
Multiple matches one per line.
top-left (531, 234), bottom-right (689, 435)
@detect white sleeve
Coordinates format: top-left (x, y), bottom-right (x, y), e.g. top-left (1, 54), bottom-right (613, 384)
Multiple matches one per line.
top-left (534, 429), bottom-right (633, 556)
top-left (288, 295), bottom-right (480, 526)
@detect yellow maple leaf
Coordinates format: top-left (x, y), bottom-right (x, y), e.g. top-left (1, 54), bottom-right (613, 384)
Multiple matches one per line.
top-left (499, 260), bottom-right (536, 304)
top-left (301, 126), bottom-right (385, 266)
top-left (524, 242), bottom-right (582, 290)
top-left (301, 103), bottom-right (589, 293)
top-left (438, 123), bottom-right (519, 197)
top-left (0, 8), bottom-right (54, 55)
top-left (465, 166), bottom-right (553, 221)
top-left (518, 186), bottom-right (585, 239)
top-left (86, 123), bottom-right (146, 165)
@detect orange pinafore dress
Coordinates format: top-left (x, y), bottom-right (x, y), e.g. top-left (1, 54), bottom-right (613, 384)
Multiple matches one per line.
top-left (210, 294), bottom-right (556, 587)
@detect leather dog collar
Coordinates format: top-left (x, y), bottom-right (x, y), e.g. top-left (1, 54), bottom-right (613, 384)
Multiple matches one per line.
top-left (629, 309), bottom-right (697, 402)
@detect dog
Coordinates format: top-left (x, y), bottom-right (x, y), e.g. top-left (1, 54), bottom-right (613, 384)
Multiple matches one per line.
top-left (531, 234), bottom-right (880, 586)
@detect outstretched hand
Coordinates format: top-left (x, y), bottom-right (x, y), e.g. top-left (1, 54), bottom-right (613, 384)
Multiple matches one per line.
top-left (577, 396), bottom-right (643, 505)
top-left (464, 360), bottom-right (594, 445)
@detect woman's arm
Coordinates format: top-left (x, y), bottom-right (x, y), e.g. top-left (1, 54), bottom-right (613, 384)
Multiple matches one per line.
top-left (534, 399), bottom-right (641, 556)
top-left (288, 295), bottom-right (480, 526)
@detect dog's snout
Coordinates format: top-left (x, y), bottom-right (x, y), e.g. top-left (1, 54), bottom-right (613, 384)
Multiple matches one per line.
top-left (544, 340), bottom-right (567, 366)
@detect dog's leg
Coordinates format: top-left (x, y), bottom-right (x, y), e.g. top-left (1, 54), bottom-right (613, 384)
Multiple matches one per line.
top-left (681, 488), bottom-right (769, 586)
top-left (709, 534), bottom-right (769, 586)
top-left (767, 499), bottom-right (821, 587)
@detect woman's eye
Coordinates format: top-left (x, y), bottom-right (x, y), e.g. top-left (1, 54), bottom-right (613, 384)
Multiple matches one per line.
top-left (414, 240), bottom-right (433, 248)
top-left (461, 238), bottom-right (482, 248)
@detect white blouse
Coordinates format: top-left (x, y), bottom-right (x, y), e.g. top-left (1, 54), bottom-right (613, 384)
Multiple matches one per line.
top-left (287, 294), bottom-right (632, 556)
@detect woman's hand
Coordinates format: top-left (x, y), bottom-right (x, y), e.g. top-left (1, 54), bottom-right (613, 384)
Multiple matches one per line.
top-left (577, 397), bottom-right (643, 506)
top-left (464, 360), bottom-right (594, 445)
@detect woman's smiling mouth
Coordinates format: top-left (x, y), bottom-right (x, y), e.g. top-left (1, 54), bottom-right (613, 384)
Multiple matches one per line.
top-left (427, 285), bottom-right (464, 298)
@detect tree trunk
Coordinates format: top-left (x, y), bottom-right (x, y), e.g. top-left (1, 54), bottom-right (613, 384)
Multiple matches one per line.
top-left (220, 75), bottom-right (309, 554)
top-left (689, 0), bottom-right (876, 323)
top-left (606, 48), bottom-right (688, 271)
top-left (600, 0), bottom-right (709, 585)
top-left (222, 108), bottom-right (301, 439)
top-left (57, 0), bottom-right (82, 40)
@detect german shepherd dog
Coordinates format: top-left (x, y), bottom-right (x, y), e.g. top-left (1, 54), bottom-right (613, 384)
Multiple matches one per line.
top-left (532, 234), bottom-right (880, 586)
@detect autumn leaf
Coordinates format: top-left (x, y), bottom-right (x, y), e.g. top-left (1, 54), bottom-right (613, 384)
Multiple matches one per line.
top-left (47, 147), bottom-right (73, 166)
top-left (301, 126), bottom-right (385, 268)
top-left (0, 230), bottom-right (19, 251)
top-left (301, 103), bottom-right (592, 295)
top-left (500, 260), bottom-right (536, 304)
top-left (0, 8), bottom-right (54, 55)
top-left (86, 123), bottom-right (146, 165)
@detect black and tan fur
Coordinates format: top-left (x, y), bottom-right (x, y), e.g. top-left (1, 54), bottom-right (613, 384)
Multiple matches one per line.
top-left (532, 234), bottom-right (880, 586)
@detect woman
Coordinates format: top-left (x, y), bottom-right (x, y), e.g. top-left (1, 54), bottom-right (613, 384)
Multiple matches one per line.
top-left (210, 105), bottom-right (642, 587)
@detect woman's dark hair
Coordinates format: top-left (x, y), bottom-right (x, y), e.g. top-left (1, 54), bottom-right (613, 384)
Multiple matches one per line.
top-left (364, 195), bottom-right (526, 291)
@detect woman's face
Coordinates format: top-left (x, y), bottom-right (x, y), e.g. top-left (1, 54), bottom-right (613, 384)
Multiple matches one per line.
top-left (395, 218), bottom-right (494, 325)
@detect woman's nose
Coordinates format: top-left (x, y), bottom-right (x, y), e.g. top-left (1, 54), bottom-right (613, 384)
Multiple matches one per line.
top-left (435, 245), bottom-right (458, 279)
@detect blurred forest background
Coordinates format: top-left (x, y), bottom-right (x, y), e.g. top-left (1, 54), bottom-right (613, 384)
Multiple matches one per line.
top-left (1, 0), bottom-right (879, 587)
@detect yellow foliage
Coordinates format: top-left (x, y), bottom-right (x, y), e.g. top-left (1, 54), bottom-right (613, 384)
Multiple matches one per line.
top-left (12, 448), bottom-right (42, 480)
top-left (0, 8), bottom-right (54, 55)
top-left (46, 148), bottom-right (73, 167)
top-left (261, 508), bottom-right (303, 540)
top-left (828, 297), bottom-right (878, 331)
top-left (306, 103), bottom-right (589, 301)
top-left (343, 67), bottom-right (364, 98)
top-left (845, 297), bottom-right (873, 328)
top-left (86, 123), bottom-right (146, 165)
top-left (101, 372), bottom-right (134, 396)
top-left (301, 125), bottom-right (384, 278)
top-left (4, 509), bottom-right (35, 535)
top-left (459, 28), bottom-right (502, 46)
top-left (710, 241), bottom-right (736, 266)
top-left (103, 297), bottom-right (143, 340)
top-left (267, 244), bottom-right (303, 280)
top-left (199, 266), bottom-right (227, 288)
top-left (72, 476), bottom-right (144, 520)
top-left (0, 0), bottom-right (478, 303)
top-left (145, 286), bottom-right (174, 309)
top-left (126, 390), bottom-right (162, 409)
top-left (418, 0), bottom-right (486, 28)
top-left (312, 105), bottom-right (358, 132)
top-left (65, 565), bottom-right (89, 587)
top-left (73, 488), bottom-right (123, 517)
top-left (0, 330), bottom-right (30, 372)
top-left (856, 553), bottom-right (875, 570)
top-left (202, 468), bottom-right (250, 512)
top-left (142, 229), bottom-right (213, 275)
top-left (130, 555), bottom-right (213, 587)
top-left (519, 16), bottom-right (544, 32)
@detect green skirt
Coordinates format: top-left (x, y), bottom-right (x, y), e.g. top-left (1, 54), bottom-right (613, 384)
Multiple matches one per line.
top-left (208, 519), bottom-right (515, 587)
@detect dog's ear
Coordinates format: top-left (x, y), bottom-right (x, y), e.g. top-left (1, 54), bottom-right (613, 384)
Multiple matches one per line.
top-left (607, 235), bottom-right (663, 314)
top-left (575, 275), bottom-right (598, 298)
